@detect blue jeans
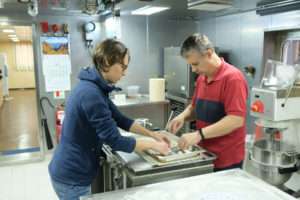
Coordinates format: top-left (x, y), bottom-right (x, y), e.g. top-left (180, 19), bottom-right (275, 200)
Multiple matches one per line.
top-left (51, 178), bottom-right (91, 200)
top-left (213, 160), bottom-right (244, 172)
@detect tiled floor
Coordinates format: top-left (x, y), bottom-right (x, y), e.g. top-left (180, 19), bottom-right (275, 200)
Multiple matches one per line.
top-left (0, 154), bottom-right (58, 200)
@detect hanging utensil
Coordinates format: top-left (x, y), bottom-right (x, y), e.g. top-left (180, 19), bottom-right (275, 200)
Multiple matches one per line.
top-left (164, 105), bottom-right (177, 132)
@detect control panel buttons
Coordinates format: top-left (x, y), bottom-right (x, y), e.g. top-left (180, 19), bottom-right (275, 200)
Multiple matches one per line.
top-left (250, 100), bottom-right (265, 113)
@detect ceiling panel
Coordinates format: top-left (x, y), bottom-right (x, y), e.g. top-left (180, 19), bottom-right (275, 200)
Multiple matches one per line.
top-left (0, 0), bottom-right (260, 20)
top-left (0, 25), bottom-right (32, 42)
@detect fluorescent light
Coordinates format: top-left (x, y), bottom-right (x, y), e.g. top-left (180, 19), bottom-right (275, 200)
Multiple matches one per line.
top-left (131, 6), bottom-right (170, 15)
top-left (8, 34), bottom-right (17, 37)
top-left (2, 29), bottom-right (14, 33)
top-left (11, 37), bottom-right (18, 40)
top-left (51, 7), bottom-right (66, 10)
top-left (285, 14), bottom-right (300, 19)
top-left (12, 40), bottom-right (20, 42)
top-left (242, 28), bottom-right (262, 32)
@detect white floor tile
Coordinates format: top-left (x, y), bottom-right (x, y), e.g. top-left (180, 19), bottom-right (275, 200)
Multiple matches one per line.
top-left (0, 155), bottom-right (58, 200)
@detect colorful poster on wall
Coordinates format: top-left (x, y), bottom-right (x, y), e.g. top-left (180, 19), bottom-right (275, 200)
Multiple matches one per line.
top-left (40, 36), bottom-right (71, 92)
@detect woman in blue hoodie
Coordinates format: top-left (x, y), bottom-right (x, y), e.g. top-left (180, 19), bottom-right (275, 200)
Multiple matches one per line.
top-left (49, 39), bottom-right (171, 200)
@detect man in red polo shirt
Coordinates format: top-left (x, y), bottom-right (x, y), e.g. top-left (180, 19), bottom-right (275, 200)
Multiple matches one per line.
top-left (167, 33), bottom-right (248, 171)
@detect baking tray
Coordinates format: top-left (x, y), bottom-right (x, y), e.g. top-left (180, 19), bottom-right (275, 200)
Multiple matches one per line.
top-left (151, 145), bottom-right (206, 162)
top-left (143, 131), bottom-right (207, 163)
top-left (120, 130), bottom-right (214, 164)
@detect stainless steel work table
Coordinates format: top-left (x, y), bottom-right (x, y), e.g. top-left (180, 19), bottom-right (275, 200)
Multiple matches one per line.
top-left (114, 149), bottom-right (214, 186)
top-left (100, 130), bottom-right (215, 191)
top-left (82, 169), bottom-right (297, 200)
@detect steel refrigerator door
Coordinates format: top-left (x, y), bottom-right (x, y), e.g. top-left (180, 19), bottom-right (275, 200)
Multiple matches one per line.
top-left (164, 47), bottom-right (195, 98)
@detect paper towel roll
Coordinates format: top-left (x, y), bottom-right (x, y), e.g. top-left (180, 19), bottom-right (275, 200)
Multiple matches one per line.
top-left (149, 78), bottom-right (165, 101)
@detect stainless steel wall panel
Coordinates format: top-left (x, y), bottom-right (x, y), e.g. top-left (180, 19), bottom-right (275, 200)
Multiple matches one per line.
top-left (197, 18), bottom-right (217, 44)
top-left (269, 10), bottom-right (300, 30)
top-left (239, 12), bottom-right (270, 136)
top-left (118, 16), bottom-right (148, 93)
top-left (216, 14), bottom-right (242, 67)
top-left (148, 19), bottom-right (198, 91)
top-left (117, 17), bottom-right (198, 94)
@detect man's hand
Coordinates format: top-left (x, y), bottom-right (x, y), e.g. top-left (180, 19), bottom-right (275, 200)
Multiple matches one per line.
top-left (151, 141), bottom-right (170, 156)
top-left (152, 133), bottom-right (171, 147)
top-left (178, 131), bottom-right (201, 150)
top-left (167, 115), bottom-right (184, 134)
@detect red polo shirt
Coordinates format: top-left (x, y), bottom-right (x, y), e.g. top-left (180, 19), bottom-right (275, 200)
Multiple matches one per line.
top-left (191, 58), bottom-right (248, 168)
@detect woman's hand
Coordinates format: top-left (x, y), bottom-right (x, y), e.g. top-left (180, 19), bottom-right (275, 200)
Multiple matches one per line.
top-left (152, 132), bottom-right (171, 147)
top-left (151, 141), bottom-right (169, 156)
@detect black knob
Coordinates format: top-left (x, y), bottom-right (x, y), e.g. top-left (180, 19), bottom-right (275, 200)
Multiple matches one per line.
top-left (152, 127), bottom-right (160, 131)
top-left (171, 105), bottom-right (177, 111)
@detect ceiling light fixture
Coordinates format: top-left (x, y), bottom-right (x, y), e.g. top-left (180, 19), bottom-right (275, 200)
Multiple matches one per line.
top-left (131, 5), bottom-right (170, 15)
top-left (8, 34), bottom-right (17, 37)
top-left (0, 0), bottom-right (4, 9)
top-left (28, 0), bottom-right (38, 16)
top-left (187, 0), bottom-right (234, 11)
top-left (18, 0), bottom-right (30, 3)
top-left (285, 14), bottom-right (300, 19)
top-left (2, 29), bottom-right (14, 33)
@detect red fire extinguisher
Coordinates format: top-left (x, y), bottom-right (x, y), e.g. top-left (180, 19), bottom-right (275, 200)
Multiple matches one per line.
top-left (56, 104), bottom-right (65, 145)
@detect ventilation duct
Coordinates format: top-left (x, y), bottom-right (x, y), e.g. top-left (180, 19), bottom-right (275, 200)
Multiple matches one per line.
top-left (187, 0), bottom-right (234, 11)
top-left (256, 0), bottom-right (300, 16)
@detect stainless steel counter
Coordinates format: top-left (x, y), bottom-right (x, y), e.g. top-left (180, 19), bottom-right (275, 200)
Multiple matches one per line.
top-left (112, 96), bottom-right (170, 130)
top-left (82, 169), bottom-right (297, 200)
top-left (112, 96), bottom-right (169, 108)
top-left (114, 149), bottom-right (214, 187)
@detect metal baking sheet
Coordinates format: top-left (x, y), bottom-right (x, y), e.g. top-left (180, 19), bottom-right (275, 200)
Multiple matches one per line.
top-left (115, 131), bottom-right (216, 176)
top-left (137, 150), bottom-right (214, 167)
top-left (153, 145), bottom-right (206, 162)
top-left (143, 131), bottom-right (207, 163)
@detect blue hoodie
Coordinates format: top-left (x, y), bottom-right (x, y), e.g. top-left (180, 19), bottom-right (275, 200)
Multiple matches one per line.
top-left (48, 66), bottom-right (136, 186)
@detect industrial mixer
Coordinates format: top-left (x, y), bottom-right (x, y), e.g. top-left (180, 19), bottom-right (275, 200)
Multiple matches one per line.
top-left (249, 59), bottom-right (300, 188)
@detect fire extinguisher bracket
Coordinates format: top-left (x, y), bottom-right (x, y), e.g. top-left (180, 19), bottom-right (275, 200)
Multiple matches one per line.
top-left (40, 97), bottom-right (66, 150)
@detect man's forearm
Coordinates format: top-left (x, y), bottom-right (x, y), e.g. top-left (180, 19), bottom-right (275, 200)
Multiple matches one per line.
top-left (202, 115), bottom-right (244, 139)
top-left (180, 104), bottom-right (196, 122)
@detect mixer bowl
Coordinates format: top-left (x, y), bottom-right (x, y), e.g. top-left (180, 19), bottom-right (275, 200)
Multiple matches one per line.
top-left (251, 139), bottom-right (295, 186)
top-left (252, 140), bottom-right (294, 165)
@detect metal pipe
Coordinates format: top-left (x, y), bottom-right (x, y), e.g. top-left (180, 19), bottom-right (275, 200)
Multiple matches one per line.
top-left (164, 105), bottom-right (177, 131)
top-left (122, 170), bottom-right (127, 189)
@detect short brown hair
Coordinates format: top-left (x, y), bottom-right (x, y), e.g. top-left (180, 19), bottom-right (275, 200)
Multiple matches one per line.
top-left (92, 39), bottom-right (129, 72)
top-left (181, 33), bottom-right (215, 58)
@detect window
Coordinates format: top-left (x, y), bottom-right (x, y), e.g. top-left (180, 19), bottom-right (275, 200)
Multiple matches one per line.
top-left (13, 41), bottom-right (34, 71)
